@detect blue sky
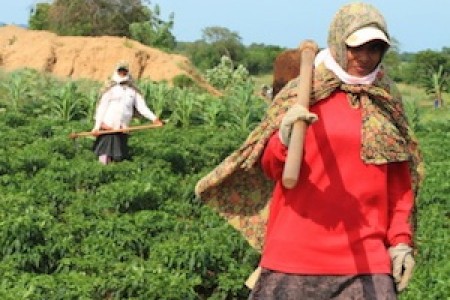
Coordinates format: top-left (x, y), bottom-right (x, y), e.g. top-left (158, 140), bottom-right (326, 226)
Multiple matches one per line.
top-left (2, 1), bottom-right (449, 53)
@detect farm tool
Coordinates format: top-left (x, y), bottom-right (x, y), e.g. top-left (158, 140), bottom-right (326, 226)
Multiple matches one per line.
top-left (68, 123), bottom-right (163, 139)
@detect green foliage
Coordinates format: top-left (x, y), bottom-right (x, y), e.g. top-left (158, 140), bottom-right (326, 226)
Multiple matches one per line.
top-left (30, 0), bottom-right (175, 51)
top-left (404, 99), bottom-right (422, 132)
top-left (29, 3), bottom-right (50, 30)
top-left (400, 50), bottom-right (450, 89)
top-left (172, 74), bottom-right (196, 89)
top-left (48, 81), bottom-right (89, 121)
top-left (178, 26), bottom-right (246, 71)
top-left (201, 26), bottom-right (245, 63)
top-left (137, 80), bottom-right (173, 118)
top-left (129, 5), bottom-right (176, 50)
top-left (383, 49), bottom-right (402, 81)
top-left (206, 56), bottom-right (251, 90)
top-left (0, 86), bottom-right (260, 298)
top-left (0, 70), bottom-right (448, 299)
top-left (178, 40), bottom-right (221, 71)
top-left (170, 91), bottom-right (198, 127)
top-left (221, 81), bottom-right (267, 132)
top-left (200, 98), bottom-right (225, 127)
top-left (398, 121), bottom-right (450, 300)
top-left (427, 65), bottom-right (449, 107)
top-left (0, 70), bottom-right (33, 111)
top-left (243, 43), bottom-right (284, 74)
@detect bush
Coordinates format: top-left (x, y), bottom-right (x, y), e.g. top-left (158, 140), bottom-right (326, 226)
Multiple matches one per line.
top-left (172, 74), bottom-right (196, 89)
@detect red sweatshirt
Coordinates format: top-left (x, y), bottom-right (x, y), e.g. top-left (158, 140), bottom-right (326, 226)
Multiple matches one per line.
top-left (259, 90), bottom-right (413, 275)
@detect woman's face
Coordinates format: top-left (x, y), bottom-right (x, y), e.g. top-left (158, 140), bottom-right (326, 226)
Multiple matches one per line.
top-left (346, 40), bottom-right (386, 77)
top-left (117, 68), bottom-right (129, 78)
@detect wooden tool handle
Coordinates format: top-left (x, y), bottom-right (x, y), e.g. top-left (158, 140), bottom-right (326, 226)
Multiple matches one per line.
top-left (282, 40), bottom-right (319, 189)
top-left (68, 123), bottom-right (163, 139)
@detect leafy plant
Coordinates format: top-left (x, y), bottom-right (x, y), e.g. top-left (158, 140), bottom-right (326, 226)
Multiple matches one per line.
top-left (206, 55), bottom-right (251, 90)
top-left (49, 81), bottom-right (88, 121)
top-left (427, 65), bottom-right (448, 107)
top-left (172, 74), bottom-right (196, 89)
top-left (170, 91), bottom-right (199, 127)
top-left (201, 97), bottom-right (224, 127)
top-left (138, 80), bottom-right (172, 118)
top-left (0, 71), bottom-right (32, 111)
top-left (222, 80), bottom-right (266, 133)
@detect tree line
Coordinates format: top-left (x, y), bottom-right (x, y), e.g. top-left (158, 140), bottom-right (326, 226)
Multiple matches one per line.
top-left (26, 0), bottom-right (450, 105)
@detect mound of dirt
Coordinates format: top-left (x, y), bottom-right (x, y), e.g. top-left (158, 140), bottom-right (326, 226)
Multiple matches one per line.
top-left (0, 25), bottom-right (220, 95)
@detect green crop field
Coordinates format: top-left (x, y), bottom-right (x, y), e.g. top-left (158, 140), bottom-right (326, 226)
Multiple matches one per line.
top-left (0, 68), bottom-right (448, 299)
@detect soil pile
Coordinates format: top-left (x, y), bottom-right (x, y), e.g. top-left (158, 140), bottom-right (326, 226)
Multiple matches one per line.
top-left (0, 25), bottom-right (220, 95)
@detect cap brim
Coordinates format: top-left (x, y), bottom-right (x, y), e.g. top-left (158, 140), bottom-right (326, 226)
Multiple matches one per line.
top-left (345, 27), bottom-right (390, 47)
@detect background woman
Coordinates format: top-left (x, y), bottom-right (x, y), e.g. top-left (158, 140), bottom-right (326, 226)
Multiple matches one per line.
top-left (92, 61), bottom-right (162, 164)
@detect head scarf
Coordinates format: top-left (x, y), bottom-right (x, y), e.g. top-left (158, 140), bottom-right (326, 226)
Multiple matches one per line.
top-left (328, 2), bottom-right (389, 70)
top-left (111, 60), bottom-right (131, 84)
top-left (195, 2), bottom-right (423, 250)
top-left (95, 60), bottom-right (144, 119)
top-left (100, 60), bottom-right (140, 94)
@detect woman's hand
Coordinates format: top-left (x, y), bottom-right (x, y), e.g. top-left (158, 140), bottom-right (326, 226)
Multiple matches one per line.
top-left (153, 118), bottom-right (164, 126)
top-left (388, 243), bottom-right (415, 292)
top-left (91, 129), bottom-right (100, 137)
top-left (100, 123), bottom-right (113, 130)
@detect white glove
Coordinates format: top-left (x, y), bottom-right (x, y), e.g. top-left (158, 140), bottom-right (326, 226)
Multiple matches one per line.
top-left (388, 243), bottom-right (415, 292)
top-left (245, 266), bottom-right (262, 290)
top-left (279, 104), bottom-right (318, 146)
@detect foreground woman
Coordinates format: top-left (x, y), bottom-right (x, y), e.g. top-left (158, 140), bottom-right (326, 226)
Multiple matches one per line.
top-left (249, 2), bottom-right (421, 299)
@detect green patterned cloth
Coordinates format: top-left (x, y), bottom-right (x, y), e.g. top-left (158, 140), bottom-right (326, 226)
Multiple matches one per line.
top-left (195, 2), bottom-right (423, 251)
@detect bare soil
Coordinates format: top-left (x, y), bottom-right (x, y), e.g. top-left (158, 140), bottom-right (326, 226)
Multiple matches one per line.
top-left (0, 25), bottom-right (220, 95)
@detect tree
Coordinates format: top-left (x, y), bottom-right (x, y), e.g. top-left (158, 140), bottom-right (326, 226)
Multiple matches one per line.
top-left (44, 0), bottom-right (149, 36)
top-left (178, 26), bottom-right (245, 71)
top-left (201, 26), bottom-right (245, 67)
top-left (29, 2), bottom-right (51, 30)
top-left (129, 4), bottom-right (176, 50)
top-left (428, 65), bottom-right (448, 107)
top-left (243, 43), bottom-right (284, 74)
top-left (181, 40), bottom-right (220, 70)
top-left (29, 0), bottom-right (176, 49)
top-left (409, 50), bottom-right (450, 107)
top-left (382, 37), bottom-right (402, 81)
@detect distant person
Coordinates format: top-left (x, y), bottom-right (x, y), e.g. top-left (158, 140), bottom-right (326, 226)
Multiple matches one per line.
top-left (261, 84), bottom-right (269, 98)
top-left (261, 84), bottom-right (274, 100)
top-left (92, 61), bottom-right (163, 165)
top-left (266, 86), bottom-right (273, 100)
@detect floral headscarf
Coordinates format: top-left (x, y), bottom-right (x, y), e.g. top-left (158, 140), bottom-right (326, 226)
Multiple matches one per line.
top-left (195, 2), bottom-right (423, 250)
top-left (328, 2), bottom-right (389, 70)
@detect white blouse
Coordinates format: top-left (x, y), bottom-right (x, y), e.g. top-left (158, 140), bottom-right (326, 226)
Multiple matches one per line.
top-left (93, 84), bottom-right (157, 130)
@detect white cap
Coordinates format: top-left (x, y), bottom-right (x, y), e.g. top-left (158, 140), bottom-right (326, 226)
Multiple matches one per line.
top-left (115, 60), bottom-right (129, 71)
top-left (345, 27), bottom-right (390, 47)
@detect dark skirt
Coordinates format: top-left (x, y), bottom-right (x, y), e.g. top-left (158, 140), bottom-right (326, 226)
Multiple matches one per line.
top-left (93, 133), bottom-right (129, 161)
top-left (249, 268), bottom-right (397, 300)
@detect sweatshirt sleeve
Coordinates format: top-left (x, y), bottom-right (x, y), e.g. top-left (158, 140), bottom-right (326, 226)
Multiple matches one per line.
top-left (134, 92), bottom-right (157, 121)
top-left (260, 131), bottom-right (288, 181)
top-left (93, 92), bottom-right (109, 130)
top-left (386, 161), bottom-right (415, 247)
